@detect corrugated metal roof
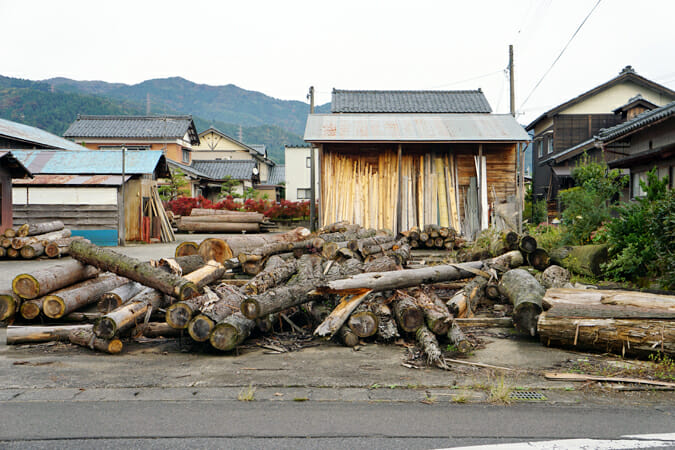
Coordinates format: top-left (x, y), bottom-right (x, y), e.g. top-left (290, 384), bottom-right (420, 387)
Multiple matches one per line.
top-left (0, 117), bottom-right (87, 151)
top-left (64, 115), bottom-right (200, 144)
top-left (13, 174), bottom-right (130, 186)
top-left (0, 151), bottom-right (32, 178)
top-left (304, 114), bottom-right (530, 143)
top-left (191, 159), bottom-right (256, 180)
top-left (597, 100), bottom-right (675, 142)
top-left (331, 89), bottom-right (492, 113)
top-left (267, 164), bottom-right (285, 185)
top-left (10, 149), bottom-right (168, 176)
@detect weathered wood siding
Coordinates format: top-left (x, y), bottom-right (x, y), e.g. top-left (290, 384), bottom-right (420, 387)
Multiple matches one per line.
top-left (13, 204), bottom-right (119, 230)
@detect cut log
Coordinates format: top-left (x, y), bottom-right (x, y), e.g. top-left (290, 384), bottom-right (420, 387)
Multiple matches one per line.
top-left (242, 256), bottom-right (297, 295)
top-left (549, 244), bottom-right (609, 277)
top-left (209, 312), bottom-right (255, 351)
top-left (189, 209), bottom-right (264, 219)
top-left (413, 287), bottom-right (453, 335)
top-left (203, 227), bottom-right (311, 262)
top-left (19, 242), bottom-right (44, 259)
top-left (93, 287), bottom-right (166, 339)
top-left (448, 321), bottom-right (472, 353)
top-left (347, 303), bottom-right (379, 338)
top-left (538, 313), bottom-right (675, 357)
top-left (373, 299), bottom-right (399, 341)
top-left (319, 221), bottom-right (352, 233)
top-left (454, 317), bottom-right (513, 327)
top-left (156, 255), bottom-right (206, 275)
top-left (542, 287), bottom-right (675, 311)
top-left (304, 300), bottom-right (333, 326)
top-left (446, 291), bottom-right (469, 318)
top-left (416, 325), bottom-right (447, 369)
top-left (348, 234), bottom-right (395, 254)
top-left (62, 311), bottom-right (102, 322)
top-left (13, 260), bottom-right (99, 299)
top-left (319, 261), bottom-right (484, 293)
top-left (132, 322), bottom-right (182, 338)
top-left (16, 221), bottom-right (65, 237)
top-left (518, 235), bottom-right (537, 254)
top-left (69, 329), bottom-right (122, 354)
top-left (485, 281), bottom-right (501, 300)
top-left (12, 229), bottom-right (71, 250)
top-left (6, 324), bottom-right (92, 345)
top-left (528, 248), bottom-right (550, 271)
top-left (182, 214), bottom-right (264, 223)
top-left (319, 227), bottom-right (376, 243)
top-left (486, 250), bottom-right (524, 271)
top-left (7, 248), bottom-right (18, 258)
top-left (69, 240), bottom-right (198, 301)
top-left (187, 285), bottom-right (245, 342)
top-left (314, 289), bottom-right (373, 337)
top-left (44, 236), bottom-right (88, 258)
top-left (20, 299), bottom-right (43, 320)
top-left (499, 268), bottom-right (544, 336)
top-left (0, 238), bottom-right (10, 248)
top-left (238, 242), bottom-right (293, 264)
top-left (4, 227), bottom-right (18, 238)
top-left (98, 281), bottom-right (145, 313)
top-left (362, 255), bottom-right (400, 273)
top-left (0, 291), bottom-right (20, 322)
top-left (540, 265), bottom-right (571, 289)
top-left (197, 238), bottom-right (233, 263)
top-left (338, 325), bottom-right (360, 347)
top-left (183, 261), bottom-right (226, 288)
top-left (178, 221), bottom-right (260, 233)
top-left (42, 273), bottom-right (129, 319)
top-left (175, 241), bottom-right (199, 258)
top-left (393, 291), bottom-right (425, 332)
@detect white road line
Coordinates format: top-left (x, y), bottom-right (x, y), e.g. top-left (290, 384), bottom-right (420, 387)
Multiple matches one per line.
top-left (437, 432), bottom-right (675, 449)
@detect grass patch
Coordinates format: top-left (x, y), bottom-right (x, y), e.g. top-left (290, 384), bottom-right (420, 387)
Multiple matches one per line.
top-left (487, 376), bottom-right (513, 405)
top-left (237, 384), bottom-right (256, 401)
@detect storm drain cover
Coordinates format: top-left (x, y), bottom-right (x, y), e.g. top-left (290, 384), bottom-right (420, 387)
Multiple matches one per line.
top-left (509, 391), bottom-right (547, 401)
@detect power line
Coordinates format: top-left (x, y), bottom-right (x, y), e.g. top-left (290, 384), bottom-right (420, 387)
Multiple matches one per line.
top-left (426, 70), bottom-right (503, 90)
top-left (519, 0), bottom-right (602, 110)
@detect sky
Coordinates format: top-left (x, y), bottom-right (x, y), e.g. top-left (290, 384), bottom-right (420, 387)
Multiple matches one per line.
top-left (2, 0), bottom-right (674, 125)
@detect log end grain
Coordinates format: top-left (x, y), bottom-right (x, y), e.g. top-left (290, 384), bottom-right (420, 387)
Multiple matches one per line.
top-left (93, 317), bottom-right (118, 340)
top-left (209, 322), bottom-right (239, 351)
top-left (338, 326), bottom-right (360, 347)
top-left (42, 295), bottom-right (66, 319)
top-left (97, 294), bottom-right (123, 314)
top-left (187, 314), bottom-right (214, 342)
top-left (175, 241), bottom-right (199, 258)
top-left (20, 300), bottom-right (42, 320)
top-left (166, 302), bottom-right (193, 329)
top-left (12, 274), bottom-right (40, 300)
top-left (177, 282), bottom-right (200, 301)
top-left (528, 248), bottom-right (550, 271)
top-left (0, 294), bottom-right (18, 321)
top-left (107, 339), bottom-right (124, 354)
top-left (197, 238), bottom-right (233, 264)
top-left (240, 298), bottom-right (260, 320)
top-left (519, 235), bottom-right (537, 254)
top-left (347, 311), bottom-right (379, 338)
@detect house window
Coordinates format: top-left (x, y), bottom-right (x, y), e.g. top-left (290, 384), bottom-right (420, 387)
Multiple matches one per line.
top-left (306, 156), bottom-right (311, 168)
top-left (547, 137), bottom-right (554, 154)
top-left (536, 140), bottom-right (543, 158)
top-left (297, 188), bottom-right (311, 199)
top-left (182, 148), bottom-right (190, 164)
top-left (631, 171), bottom-right (648, 198)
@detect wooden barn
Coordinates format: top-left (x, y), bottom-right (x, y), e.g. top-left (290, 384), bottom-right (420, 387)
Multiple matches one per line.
top-left (304, 90), bottom-right (531, 237)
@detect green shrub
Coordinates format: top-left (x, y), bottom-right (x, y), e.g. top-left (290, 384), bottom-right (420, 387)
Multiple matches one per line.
top-left (526, 223), bottom-right (564, 253)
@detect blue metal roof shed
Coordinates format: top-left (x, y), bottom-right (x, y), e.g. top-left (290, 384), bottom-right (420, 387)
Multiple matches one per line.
top-left (0, 117), bottom-right (88, 151)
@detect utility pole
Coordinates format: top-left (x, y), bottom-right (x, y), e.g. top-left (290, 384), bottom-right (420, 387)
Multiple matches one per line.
top-left (308, 86), bottom-right (316, 231)
top-left (509, 44), bottom-right (515, 117)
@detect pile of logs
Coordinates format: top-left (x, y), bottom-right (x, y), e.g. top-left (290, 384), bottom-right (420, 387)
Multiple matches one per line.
top-left (405, 225), bottom-right (462, 250)
top-left (3, 222), bottom-right (672, 362)
top-left (175, 209), bottom-right (277, 233)
top-left (0, 221), bottom-right (88, 260)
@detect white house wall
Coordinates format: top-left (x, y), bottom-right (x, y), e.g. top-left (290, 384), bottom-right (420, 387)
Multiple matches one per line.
top-left (13, 187), bottom-right (118, 205)
top-left (285, 146), bottom-right (319, 202)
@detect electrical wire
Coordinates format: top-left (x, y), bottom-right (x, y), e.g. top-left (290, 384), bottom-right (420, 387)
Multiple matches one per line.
top-left (426, 70), bottom-right (503, 90)
top-left (519, 0), bottom-right (602, 110)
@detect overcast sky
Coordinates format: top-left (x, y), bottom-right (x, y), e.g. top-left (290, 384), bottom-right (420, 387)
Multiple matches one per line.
top-left (2, 0), bottom-right (674, 125)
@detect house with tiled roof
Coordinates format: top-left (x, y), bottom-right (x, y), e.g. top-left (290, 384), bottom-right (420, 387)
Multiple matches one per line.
top-left (305, 89), bottom-right (530, 236)
top-left (64, 115), bottom-right (200, 165)
top-left (527, 66), bottom-right (675, 217)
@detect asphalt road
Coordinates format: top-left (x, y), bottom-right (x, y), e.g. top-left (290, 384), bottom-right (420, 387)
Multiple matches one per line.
top-left (1, 400), bottom-right (674, 449)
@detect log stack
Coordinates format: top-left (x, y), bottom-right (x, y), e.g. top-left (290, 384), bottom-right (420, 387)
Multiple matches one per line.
top-left (176, 209), bottom-right (277, 233)
top-left (0, 221), bottom-right (89, 260)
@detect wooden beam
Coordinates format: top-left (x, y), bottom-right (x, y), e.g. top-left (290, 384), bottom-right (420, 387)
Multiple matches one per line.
top-left (396, 144), bottom-right (402, 234)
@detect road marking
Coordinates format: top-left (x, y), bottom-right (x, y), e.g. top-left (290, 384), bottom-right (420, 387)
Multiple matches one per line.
top-left (438, 432), bottom-right (675, 449)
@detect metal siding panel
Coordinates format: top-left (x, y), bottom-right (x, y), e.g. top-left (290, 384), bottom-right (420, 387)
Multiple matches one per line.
top-left (71, 229), bottom-right (118, 247)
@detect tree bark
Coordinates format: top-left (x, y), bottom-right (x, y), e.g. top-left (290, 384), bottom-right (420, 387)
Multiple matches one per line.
top-left (393, 291), bottom-right (425, 333)
top-left (17, 220), bottom-right (65, 237)
top-left (314, 289), bottom-right (372, 337)
top-left (361, 255), bottom-right (400, 273)
top-left (12, 229), bottom-right (71, 250)
top-left (242, 256), bottom-right (297, 295)
top-left (0, 291), bottom-right (20, 322)
top-left (528, 248), bottom-right (550, 271)
top-left (210, 312), bottom-right (255, 351)
top-left (549, 245), bottom-right (609, 277)
top-left (540, 265), bottom-right (571, 289)
top-left (187, 284), bottom-right (245, 342)
top-left (413, 287), bottom-right (453, 335)
top-left (93, 287), bottom-right (166, 339)
top-left (69, 329), bottom-right (122, 354)
top-left (20, 242), bottom-right (44, 259)
top-left (42, 273), bottom-right (129, 319)
top-left (12, 260), bottom-right (99, 299)
top-left (319, 228), bottom-right (376, 243)
top-left (499, 268), bottom-right (544, 336)
top-left (338, 325), bottom-right (360, 347)
top-left (70, 240), bottom-right (198, 301)
top-left (6, 324), bottom-right (92, 344)
top-left (132, 321), bottom-right (182, 338)
top-left (448, 321), bottom-right (472, 353)
top-left (319, 221), bottom-right (353, 234)
top-left (175, 241), bottom-right (199, 258)
top-left (178, 221), bottom-right (260, 233)
top-left (373, 300), bottom-right (399, 341)
top-left (44, 236), bottom-right (87, 258)
top-left (416, 325), bottom-right (447, 369)
top-left (319, 261), bottom-right (484, 293)
top-left (98, 281), bottom-right (145, 313)
top-left (486, 250), bottom-right (524, 271)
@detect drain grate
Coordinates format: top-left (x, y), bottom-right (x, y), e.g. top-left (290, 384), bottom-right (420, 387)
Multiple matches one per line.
top-left (509, 391), bottom-right (547, 401)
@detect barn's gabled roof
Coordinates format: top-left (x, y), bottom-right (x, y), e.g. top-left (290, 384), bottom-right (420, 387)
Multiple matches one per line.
top-left (0, 150), bottom-right (32, 178)
top-left (0, 117), bottom-right (87, 151)
top-left (191, 159), bottom-right (256, 180)
top-left (331, 89), bottom-right (492, 113)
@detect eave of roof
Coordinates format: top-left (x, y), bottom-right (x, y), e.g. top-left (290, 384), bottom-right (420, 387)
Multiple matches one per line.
top-left (64, 115), bottom-right (200, 145)
top-left (198, 127), bottom-right (264, 157)
top-left (538, 138), bottom-right (595, 166)
top-left (0, 151), bottom-right (33, 178)
top-left (0, 117), bottom-right (87, 151)
top-left (596, 101), bottom-right (675, 143)
top-left (525, 68), bottom-right (675, 131)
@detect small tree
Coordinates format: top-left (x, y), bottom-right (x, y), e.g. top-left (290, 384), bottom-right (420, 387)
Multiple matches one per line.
top-left (158, 169), bottom-right (189, 201)
top-left (219, 176), bottom-right (242, 199)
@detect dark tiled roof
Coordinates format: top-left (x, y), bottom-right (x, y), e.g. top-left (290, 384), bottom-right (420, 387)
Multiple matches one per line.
top-left (64, 115), bottom-right (200, 144)
top-left (191, 159), bottom-right (255, 180)
top-left (597, 100), bottom-right (675, 142)
top-left (167, 159), bottom-right (213, 180)
top-left (267, 164), bottom-right (285, 185)
top-left (249, 144), bottom-right (266, 157)
top-left (331, 89), bottom-right (492, 113)
top-left (0, 117), bottom-right (87, 151)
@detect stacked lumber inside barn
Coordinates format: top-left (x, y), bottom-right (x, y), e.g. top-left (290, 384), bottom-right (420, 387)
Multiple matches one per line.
top-left (175, 208), bottom-right (277, 233)
top-left (0, 221), bottom-right (90, 260)
top-left (4, 222), bottom-right (673, 365)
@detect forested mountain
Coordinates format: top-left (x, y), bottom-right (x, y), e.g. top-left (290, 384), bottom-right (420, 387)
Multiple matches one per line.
top-left (0, 75), bottom-right (318, 163)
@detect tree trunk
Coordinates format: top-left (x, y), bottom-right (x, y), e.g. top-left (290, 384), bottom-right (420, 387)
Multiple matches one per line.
top-left (499, 268), bottom-right (544, 336)
top-left (70, 240), bottom-right (198, 301)
top-left (549, 245), bottom-right (609, 277)
top-left (12, 229), bottom-right (71, 250)
top-left (448, 321), bottom-right (472, 353)
top-left (93, 287), bottom-right (166, 339)
top-left (20, 243), bottom-right (44, 259)
top-left (486, 250), bottom-right (524, 270)
top-left (540, 265), bottom-right (571, 289)
top-left (319, 221), bottom-right (353, 234)
top-left (17, 221), bottom-right (65, 237)
top-left (242, 256), bottom-right (297, 295)
top-left (183, 261), bottom-right (226, 288)
top-left (314, 289), bottom-right (372, 337)
top-left (42, 273), bottom-right (129, 319)
top-left (210, 312), bottom-right (255, 351)
top-left (393, 291), bottom-right (425, 333)
top-left (178, 221), bottom-right (261, 233)
top-left (187, 285), bottom-right (245, 342)
top-left (12, 260), bottom-right (99, 299)
top-left (157, 255), bottom-right (207, 275)
top-left (338, 325), bottom-right (360, 347)
top-left (98, 281), bottom-right (145, 313)
top-left (20, 298), bottom-right (43, 320)
top-left (166, 290), bottom-right (219, 330)
top-left (175, 241), bottom-right (199, 258)
top-left (132, 322), bottom-right (182, 338)
top-left (347, 303), bottom-right (379, 338)
top-left (348, 235), bottom-right (395, 254)
top-left (518, 235), bottom-right (538, 254)
top-left (413, 287), bottom-right (453, 335)
top-left (320, 261), bottom-right (485, 293)
top-left (44, 236), bottom-right (88, 258)
top-left (182, 214), bottom-right (264, 223)
top-left (373, 300), bottom-right (399, 341)
top-left (189, 208), bottom-right (264, 219)
top-left (416, 325), bottom-right (447, 369)
top-left (69, 329), bottom-right (122, 354)
top-left (6, 324), bottom-right (92, 344)
top-left (361, 255), bottom-right (400, 273)
top-left (319, 228), bottom-right (376, 243)
top-left (0, 291), bottom-right (20, 322)
top-left (528, 248), bottom-right (550, 271)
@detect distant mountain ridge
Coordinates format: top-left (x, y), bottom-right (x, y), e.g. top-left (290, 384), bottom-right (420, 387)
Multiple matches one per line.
top-left (0, 74), bottom-right (332, 163)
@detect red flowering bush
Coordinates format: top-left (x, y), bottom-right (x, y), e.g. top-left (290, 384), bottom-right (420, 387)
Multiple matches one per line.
top-left (165, 196), bottom-right (311, 220)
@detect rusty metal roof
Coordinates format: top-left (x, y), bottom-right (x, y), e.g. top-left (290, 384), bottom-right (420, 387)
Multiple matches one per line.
top-left (304, 114), bottom-right (530, 143)
top-left (13, 174), bottom-right (131, 186)
top-left (0, 151), bottom-right (32, 178)
top-left (9, 149), bottom-right (169, 177)
top-left (0, 117), bottom-right (87, 151)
